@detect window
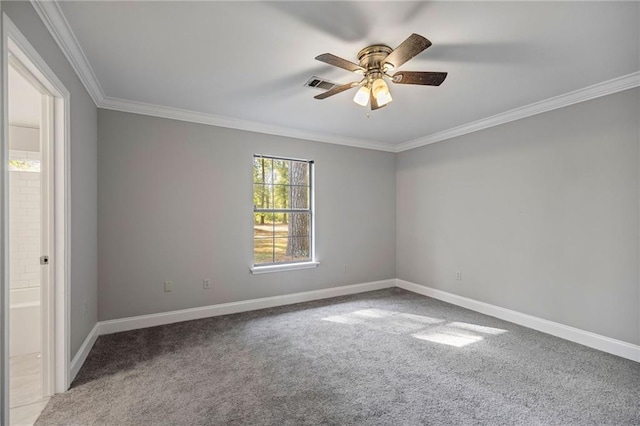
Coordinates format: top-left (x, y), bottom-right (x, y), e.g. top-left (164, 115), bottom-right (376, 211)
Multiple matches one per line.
top-left (252, 155), bottom-right (316, 272)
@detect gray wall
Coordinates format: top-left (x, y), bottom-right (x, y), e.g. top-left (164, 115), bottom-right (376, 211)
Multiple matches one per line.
top-left (397, 88), bottom-right (640, 345)
top-left (97, 109), bottom-right (396, 321)
top-left (3, 2), bottom-right (98, 358)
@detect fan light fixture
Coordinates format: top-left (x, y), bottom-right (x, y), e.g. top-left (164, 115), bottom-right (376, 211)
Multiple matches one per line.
top-left (312, 34), bottom-right (448, 112)
top-left (372, 78), bottom-right (392, 107)
top-left (353, 85), bottom-right (370, 106)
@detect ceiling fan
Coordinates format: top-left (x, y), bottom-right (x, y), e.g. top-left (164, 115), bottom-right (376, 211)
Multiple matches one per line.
top-left (313, 33), bottom-right (447, 110)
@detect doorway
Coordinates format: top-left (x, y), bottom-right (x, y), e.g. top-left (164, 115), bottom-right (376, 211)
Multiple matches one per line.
top-left (2, 14), bottom-right (70, 426)
top-left (7, 54), bottom-right (52, 424)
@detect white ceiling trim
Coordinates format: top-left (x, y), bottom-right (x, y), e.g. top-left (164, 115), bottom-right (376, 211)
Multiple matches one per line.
top-left (100, 96), bottom-right (396, 152)
top-left (30, 0), bottom-right (640, 154)
top-left (395, 71), bottom-right (640, 152)
top-left (30, 0), bottom-right (105, 105)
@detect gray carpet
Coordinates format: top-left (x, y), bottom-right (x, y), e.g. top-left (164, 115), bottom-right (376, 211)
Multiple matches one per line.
top-left (36, 288), bottom-right (640, 425)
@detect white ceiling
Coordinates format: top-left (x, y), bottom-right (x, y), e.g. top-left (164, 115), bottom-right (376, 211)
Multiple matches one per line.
top-left (56, 1), bottom-right (639, 149)
top-left (8, 64), bottom-right (41, 128)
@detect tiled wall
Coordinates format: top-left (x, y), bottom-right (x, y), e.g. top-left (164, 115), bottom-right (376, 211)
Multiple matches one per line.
top-left (9, 149), bottom-right (41, 290)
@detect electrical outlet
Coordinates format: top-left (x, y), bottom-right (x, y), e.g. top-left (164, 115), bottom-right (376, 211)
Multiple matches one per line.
top-left (203, 279), bottom-right (211, 289)
top-left (456, 271), bottom-right (462, 281)
top-left (164, 281), bottom-right (173, 292)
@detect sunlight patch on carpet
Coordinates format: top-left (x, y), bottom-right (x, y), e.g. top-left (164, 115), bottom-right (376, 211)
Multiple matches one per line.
top-left (323, 309), bottom-right (507, 347)
top-left (323, 309), bottom-right (444, 334)
top-left (412, 326), bottom-right (485, 347)
top-left (447, 322), bottom-right (508, 336)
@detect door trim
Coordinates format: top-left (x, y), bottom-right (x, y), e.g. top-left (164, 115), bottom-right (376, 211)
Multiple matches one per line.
top-left (2, 13), bottom-right (70, 420)
top-left (40, 89), bottom-right (55, 397)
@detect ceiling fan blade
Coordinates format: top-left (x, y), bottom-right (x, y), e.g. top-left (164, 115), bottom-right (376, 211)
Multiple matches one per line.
top-left (314, 81), bottom-right (360, 100)
top-left (315, 53), bottom-right (365, 74)
top-left (383, 33), bottom-right (432, 69)
top-left (369, 90), bottom-right (386, 111)
top-left (392, 71), bottom-right (448, 86)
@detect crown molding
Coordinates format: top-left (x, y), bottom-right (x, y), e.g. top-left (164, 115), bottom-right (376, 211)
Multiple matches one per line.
top-left (97, 72), bottom-right (640, 154)
top-left (30, 0), bottom-right (105, 105)
top-left (395, 71), bottom-right (640, 153)
top-left (100, 96), bottom-right (397, 152)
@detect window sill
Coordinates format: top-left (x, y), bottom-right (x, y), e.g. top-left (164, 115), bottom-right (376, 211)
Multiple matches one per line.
top-left (250, 261), bottom-right (319, 275)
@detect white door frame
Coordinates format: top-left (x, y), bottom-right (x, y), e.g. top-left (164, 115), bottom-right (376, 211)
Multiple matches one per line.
top-left (40, 89), bottom-right (56, 397)
top-left (1, 12), bottom-right (70, 420)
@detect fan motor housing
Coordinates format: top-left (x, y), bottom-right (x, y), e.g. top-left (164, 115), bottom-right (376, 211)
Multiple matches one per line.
top-left (357, 45), bottom-right (392, 71)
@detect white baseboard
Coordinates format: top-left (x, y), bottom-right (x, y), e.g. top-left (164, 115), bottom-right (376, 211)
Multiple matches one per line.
top-left (99, 279), bottom-right (396, 335)
top-left (396, 279), bottom-right (640, 363)
top-left (69, 322), bottom-right (100, 385)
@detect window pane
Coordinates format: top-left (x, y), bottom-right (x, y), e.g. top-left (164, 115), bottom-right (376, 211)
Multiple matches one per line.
top-left (273, 184), bottom-right (290, 209)
top-left (289, 237), bottom-right (310, 261)
top-left (253, 157), bottom-right (274, 184)
top-left (253, 237), bottom-right (274, 264)
top-left (266, 184), bottom-right (274, 209)
top-left (290, 161), bottom-right (309, 186)
top-left (265, 158), bottom-right (274, 184)
top-left (254, 185), bottom-right (275, 210)
top-left (254, 212), bottom-right (275, 264)
top-left (288, 213), bottom-right (310, 237)
top-left (253, 157), bottom-right (263, 184)
top-left (273, 159), bottom-right (290, 185)
top-left (254, 214), bottom-right (275, 239)
top-left (253, 157), bottom-right (273, 184)
top-left (253, 184), bottom-right (266, 209)
top-left (290, 186), bottom-right (309, 209)
top-left (274, 238), bottom-right (292, 263)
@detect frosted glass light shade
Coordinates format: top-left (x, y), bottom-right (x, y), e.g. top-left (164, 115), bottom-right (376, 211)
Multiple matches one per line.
top-left (353, 85), bottom-right (370, 106)
top-left (372, 78), bottom-right (392, 106)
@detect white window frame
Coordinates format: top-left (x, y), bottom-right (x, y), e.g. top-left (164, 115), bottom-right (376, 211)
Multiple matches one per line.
top-left (250, 155), bottom-right (318, 274)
